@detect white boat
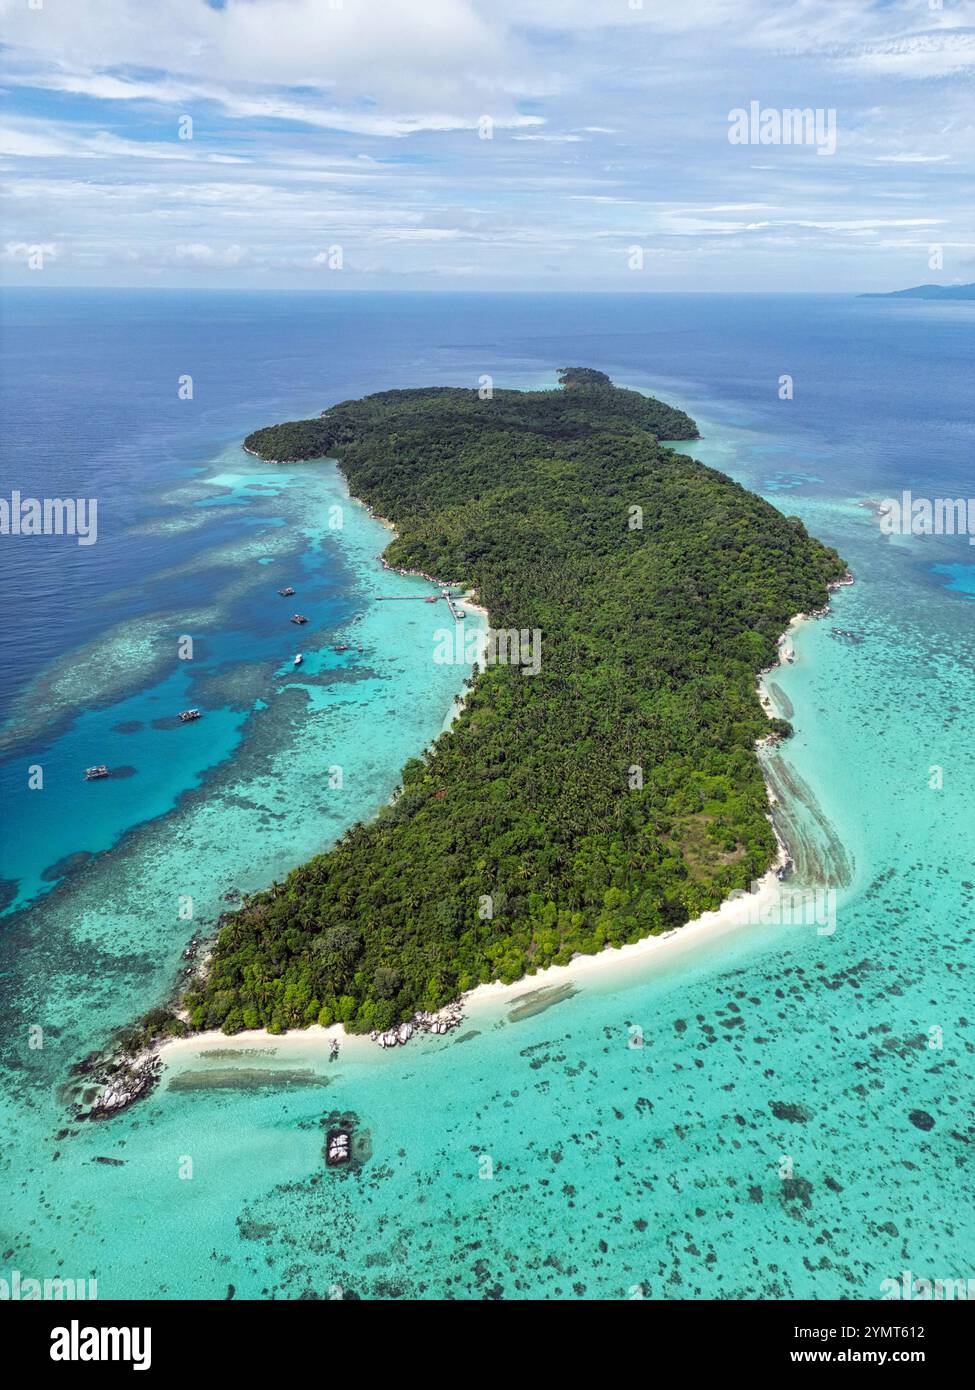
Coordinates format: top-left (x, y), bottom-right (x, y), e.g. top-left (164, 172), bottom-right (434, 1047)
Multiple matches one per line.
top-left (294, 653), bottom-right (303, 666)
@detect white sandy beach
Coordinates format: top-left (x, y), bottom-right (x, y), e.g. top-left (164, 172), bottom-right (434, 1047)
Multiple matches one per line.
top-left (462, 861), bottom-right (790, 1015)
top-left (160, 856), bottom-right (790, 1074)
top-left (160, 1018), bottom-right (375, 1071)
top-left (161, 821), bottom-right (792, 1075)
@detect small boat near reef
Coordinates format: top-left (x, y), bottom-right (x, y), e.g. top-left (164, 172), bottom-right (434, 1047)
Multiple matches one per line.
top-left (325, 1129), bottom-right (351, 1166)
top-left (291, 614), bottom-right (308, 625)
top-left (321, 1110), bottom-right (369, 1171)
top-left (84, 766), bottom-right (110, 780)
top-left (279, 586), bottom-right (295, 596)
top-left (178, 709), bottom-right (202, 722)
top-left (293, 653), bottom-right (303, 666)
top-left (334, 643), bottom-right (349, 652)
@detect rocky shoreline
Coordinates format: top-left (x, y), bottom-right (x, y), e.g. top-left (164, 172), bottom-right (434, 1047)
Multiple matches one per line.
top-left (377, 550), bottom-right (465, 591)
top-left (69, 925), bottom-right (215, 1120)
top-left (69, 1044), bottom-right (164, 1121)
top-left (370, 1002), bottom-right (465, 1048)
top-left (242, 442), bottom-right (288, 464)
top-left (73, 992), bottom-right (467, 1123)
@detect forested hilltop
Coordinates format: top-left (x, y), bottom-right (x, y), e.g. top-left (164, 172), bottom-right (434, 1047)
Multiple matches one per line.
top-left (243, 368), bottom-right (698, 464)
top-left (188, 372), bottom-right (845, 1036)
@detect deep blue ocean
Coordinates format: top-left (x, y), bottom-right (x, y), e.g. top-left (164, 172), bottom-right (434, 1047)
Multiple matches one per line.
top-left (2, 289), bottom-right (971, 714)
top-left (0, 290), bottom-right (972, 1299)
top-left (2, 288), bottom-right (971, 699)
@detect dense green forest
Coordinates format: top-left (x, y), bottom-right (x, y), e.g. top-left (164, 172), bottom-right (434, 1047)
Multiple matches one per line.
top-left (243, 374), bottom-right (699, 465)
top-left (188, 373), bottom-right (845, 1036)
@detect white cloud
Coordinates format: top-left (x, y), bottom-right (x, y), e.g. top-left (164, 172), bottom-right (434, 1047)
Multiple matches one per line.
top-left (874, 153), bottom-right (951, 164)
top-left (0, 0), bottom-right (543, 135)
top-left (0, 121), bottom-right (249, 163)
top-left (172, 242), bottom-right (249, 266)
top-left (833, 30), bottom-right (975, 80)
top-left (0, 0), bottom-right (971, 290)
top-left (373, 228), bottom-right (464, 241)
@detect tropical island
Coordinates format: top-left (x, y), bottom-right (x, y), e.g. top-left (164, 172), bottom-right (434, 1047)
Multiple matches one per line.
top-left (175, 370), bottom-right (845, 1039)
top-left (859, 282), bottom-right (975, 301)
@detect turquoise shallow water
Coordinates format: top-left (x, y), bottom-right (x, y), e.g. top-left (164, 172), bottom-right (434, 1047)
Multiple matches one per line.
top-left (0, 448), bottom-right (488, 1295)
top-left (1, 291), bottom-right (971, 1300)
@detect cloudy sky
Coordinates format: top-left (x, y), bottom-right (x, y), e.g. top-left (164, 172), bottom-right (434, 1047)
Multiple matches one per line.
top-left (1, 0), bottom-right (973, 290)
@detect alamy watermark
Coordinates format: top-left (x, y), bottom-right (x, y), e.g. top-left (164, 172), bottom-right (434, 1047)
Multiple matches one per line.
top-left (0, 490), bottom-right (98, 545)
top-left (434, 624), bottom-right (542, 676)
top-left (881, 1269), bottom-right (974, 1300)
top-left (728, 102), bottom-right (837, 156)
top-left (50, 1320), bottom-right (151, 1370)
top-left (1, 1268), bottom-right (98, 1300)
top-left (728, 882), bottom-right (837, 936)
top-left (878, 491), bottom-right (975, 545)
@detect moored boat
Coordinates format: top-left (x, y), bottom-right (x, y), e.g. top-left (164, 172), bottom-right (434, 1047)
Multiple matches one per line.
top-left (291, 614), bottom-right (308, 625)
top-left (178, 709), bottom-right (202, 722)
top-left (325, 1129), bottom-right (351, 1166)
top-left (84, 765), bottom-right (110, 780)
top-left (294, 653), bottom-right (303, 666)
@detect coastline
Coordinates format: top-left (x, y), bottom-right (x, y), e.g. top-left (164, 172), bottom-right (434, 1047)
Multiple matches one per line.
top-left (157, 852), bottom-right (792, 1075)
top-left (88, 450), bottom-right (852, 1105)
top-left (153, 587), bottom-right (849, 1077)
top-left (362, 498), bottom-right (488, 622)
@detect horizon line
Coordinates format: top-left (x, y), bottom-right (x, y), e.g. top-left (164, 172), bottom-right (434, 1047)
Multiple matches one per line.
top-left (1, 285), bottom-right (956, 297)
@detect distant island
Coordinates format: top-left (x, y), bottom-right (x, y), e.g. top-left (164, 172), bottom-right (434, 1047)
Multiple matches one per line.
top-left (859, 283), bottom-right (975, 301)
top-left (159, 370), bottom-right (847, 1040)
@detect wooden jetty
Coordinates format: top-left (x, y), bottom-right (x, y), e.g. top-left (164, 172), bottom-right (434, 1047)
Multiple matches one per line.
top-left (374, 589), bottom-right (465, 621)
